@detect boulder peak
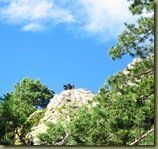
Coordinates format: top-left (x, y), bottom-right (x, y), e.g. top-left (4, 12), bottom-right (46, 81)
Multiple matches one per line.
top-left (26, 88), bottom-right (97, 145)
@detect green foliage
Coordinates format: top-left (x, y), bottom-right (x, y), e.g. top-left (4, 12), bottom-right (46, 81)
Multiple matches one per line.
top-left (13, 77), bottom-right (54, 108)
top-left (64, 59), bottom-right (154, 145)
top-left (27, 109), bottom-right (45, 127)
top-left (37, 122), bottom-right (66, 145)
top-left (108, 0), bottom-right (154, 60)
top-left (0, 0), bottom-right (154, 145)
top-left (0, 77), bottom-right (54, 145)
top-left (103, 0), bottom-right (154, 144)
top-left (128, 0), bottom-right (154, 15)
top-left (66, 105), bottom-right (114, 145)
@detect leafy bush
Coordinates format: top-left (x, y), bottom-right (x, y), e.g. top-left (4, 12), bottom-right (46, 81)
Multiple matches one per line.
top-left (37, 122), bottom-right (66, 145)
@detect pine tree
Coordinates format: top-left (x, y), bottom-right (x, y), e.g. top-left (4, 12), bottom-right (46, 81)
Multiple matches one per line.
top-left (66, 0), bottom-right (154, 145)
top-left (0, 78), bottom-right (54, 145)
top-left (108, 0), bottom-right (154, 60)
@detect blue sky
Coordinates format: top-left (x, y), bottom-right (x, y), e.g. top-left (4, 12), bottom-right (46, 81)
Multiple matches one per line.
top-left (0, 0), bottom-right (137, 95)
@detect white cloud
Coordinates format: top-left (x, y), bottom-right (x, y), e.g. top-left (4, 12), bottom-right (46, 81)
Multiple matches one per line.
top-left (0, 0), bottom-right (75, 31)
top-left (0, 0), bottom-right (137, 41)
top-left (72, 0), bottom-right (136, 40)
top-left (23, 23), bottom-right (44, 31)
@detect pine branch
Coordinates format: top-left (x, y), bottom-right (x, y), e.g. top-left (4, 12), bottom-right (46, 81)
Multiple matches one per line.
top-left (133, 69), bottom-right (154, 78)
top-left (139, 90), bottom-right (154, 100)
top-left (15, 128), bottom-right (27, 145)
top-left (138, 30), bottom-right (153, 43)
top-left (124, 69), bottom-right (154, 87)
top-left (129, 128), bottom-right (154, 145)
top-left (55, 131), bottom-right (71, 145)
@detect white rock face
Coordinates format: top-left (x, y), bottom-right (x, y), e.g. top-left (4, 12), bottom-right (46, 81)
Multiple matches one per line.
top-left (123, 58), bottom-right (142, 75)
top-left (26, 88), bottom-right (97, 145)
top-left (42, 88), bottom-right (97, 123)
top-left (122, 58), bottom-right (142, 87)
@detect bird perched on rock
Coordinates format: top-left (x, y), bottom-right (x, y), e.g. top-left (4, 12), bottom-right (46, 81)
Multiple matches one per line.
top-left (63, 83), bottom-right (74, 90)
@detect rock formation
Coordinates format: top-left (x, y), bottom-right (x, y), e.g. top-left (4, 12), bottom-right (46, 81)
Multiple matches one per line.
top-left (25, 88), bottom-right (97, 145)
top-left (15, 55), bottom-right (154, 145)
